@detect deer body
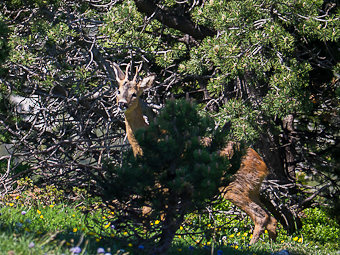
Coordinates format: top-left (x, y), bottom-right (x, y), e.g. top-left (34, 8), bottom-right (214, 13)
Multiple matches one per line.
top-left (113, 63), bottom-right (277, 244)
top-left (124, 99), bottom-right (147, 157)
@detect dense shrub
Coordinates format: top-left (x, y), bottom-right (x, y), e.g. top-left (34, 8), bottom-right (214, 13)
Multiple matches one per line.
top-left (301, 207), bottom-right (340, 248)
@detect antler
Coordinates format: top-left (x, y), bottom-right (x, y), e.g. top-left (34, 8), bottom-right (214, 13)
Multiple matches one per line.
top-left (124, 63), bottom-right (131, 81)
top-left (133, 63), bottom-right (143, 83)
top-left (113, 62), bottom-right (143, 84)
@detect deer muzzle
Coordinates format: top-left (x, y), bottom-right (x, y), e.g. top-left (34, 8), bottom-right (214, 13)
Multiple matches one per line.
top-left (118, 101), bottom-right (129, 112)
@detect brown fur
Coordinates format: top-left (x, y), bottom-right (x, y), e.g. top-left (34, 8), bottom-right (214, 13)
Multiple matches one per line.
top-left (113, 63), bottom-right (277, 244)
top-left (124, 100), bottom-right (147, 157)
top-left (220, 147), bottom-right (277, 243)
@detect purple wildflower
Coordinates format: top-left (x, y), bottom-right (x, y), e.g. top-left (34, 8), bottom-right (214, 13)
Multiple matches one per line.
top-left (70, 246), bottom-right (82, 254)
top-left (97, 247), bottom-right (105, 254)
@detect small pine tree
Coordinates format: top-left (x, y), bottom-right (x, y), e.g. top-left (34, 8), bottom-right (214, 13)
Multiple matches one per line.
top-left (98, 99), bottom-right (241, 254)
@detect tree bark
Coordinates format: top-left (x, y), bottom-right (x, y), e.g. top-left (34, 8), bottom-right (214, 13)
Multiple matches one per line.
top-left (257, 129), bottom-right (302, 234)
top-left (282, 114), bottom-right (297, 182)
top-left (133, 0), bottom-right (216, 40)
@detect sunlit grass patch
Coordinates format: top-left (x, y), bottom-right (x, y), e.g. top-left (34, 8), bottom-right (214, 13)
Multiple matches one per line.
top-left (0, 232), bottom-right (67, 255)
top-left (0, 189), bottom-right (339, 255)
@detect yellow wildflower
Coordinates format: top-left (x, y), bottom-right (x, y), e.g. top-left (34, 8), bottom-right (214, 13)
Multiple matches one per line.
top-left (49, 204), bottom-right (54, 208)
top-left (179, 226), bottom-right (183, 230)
top-left (37, 210), bottom-right (41, 214)
top-left (229, 234), bottom-right (235, 238)
top-left (264, 230), bottom-right (268, 234)
top-left (40, 215), bottom-right (44, 219)
top-left (243, 232), bottom-right (248, 236)
top-left (128, 243), bottom-right (133, 247)
top-left (73, 228), bottom-right (78, 232)
top-left (298, 237), bottom-right (303, 243)
top-left (293, 236), bottom-right (299, 241)
top-left (9, 203), bottom-right (14, 207)
top-left (15, 195), bottom-right (20, 199)
top-left (237, 232), bottom-right (241, 236)
top-left (155, 220), bottom-right (160, 225)
top-left (104, 223), bottom-right (111, 229)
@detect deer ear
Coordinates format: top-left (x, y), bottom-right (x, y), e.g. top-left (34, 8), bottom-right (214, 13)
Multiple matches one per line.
top-left (139, 74), bottom-right (156, 90)
top-left (112, 63), bottom-right (126, 82)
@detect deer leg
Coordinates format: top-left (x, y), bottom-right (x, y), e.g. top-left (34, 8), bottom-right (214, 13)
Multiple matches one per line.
top-left (249, 201), bottom-right (277, 244)
top-left (265, 214), bottom-right (277, 240)
top-left (248, 200), bottom-right (271, 244)
top-left (224, 191), bottom-right (276, 244)
top-left (250, 196), bottom-right (277, 242)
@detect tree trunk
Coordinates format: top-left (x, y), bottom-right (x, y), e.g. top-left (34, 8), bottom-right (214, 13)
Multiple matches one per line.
top-left (150, 196), bottom-right (186, 255)
top-left (257, 129), bottom-right (302, 234)
top-left (150, 215), bottom-right (184, 255)
top-left (282, 114), bottom-right (297, 182)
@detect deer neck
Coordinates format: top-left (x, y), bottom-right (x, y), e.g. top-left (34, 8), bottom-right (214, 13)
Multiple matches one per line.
top-left (124, 100), bottom-right (148, 157)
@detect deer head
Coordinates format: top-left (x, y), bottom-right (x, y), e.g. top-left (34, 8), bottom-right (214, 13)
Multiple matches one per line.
top-left (113, 62), bottom-right (156, 114)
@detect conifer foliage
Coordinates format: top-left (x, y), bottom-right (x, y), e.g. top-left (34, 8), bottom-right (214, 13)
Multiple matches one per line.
top-left (96, 99), bottom-right (239, 254)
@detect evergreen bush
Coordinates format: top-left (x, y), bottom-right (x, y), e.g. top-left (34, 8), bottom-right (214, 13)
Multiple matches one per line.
top-left (96, 99), bottom-right (241, 254)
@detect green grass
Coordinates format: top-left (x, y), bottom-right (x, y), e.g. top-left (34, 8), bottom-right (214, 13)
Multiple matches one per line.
top-left (0, 196), bottom-right (339, 255)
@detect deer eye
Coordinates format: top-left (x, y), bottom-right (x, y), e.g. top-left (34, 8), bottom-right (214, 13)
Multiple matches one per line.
top-left (131, 92), bottom-right (137, 98)
top-left (117, 90), bottom-right (121, 95)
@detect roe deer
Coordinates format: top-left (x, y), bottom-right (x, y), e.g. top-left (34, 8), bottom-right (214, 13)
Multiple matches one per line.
top-left (112, 62), bottom-right (277, 244)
